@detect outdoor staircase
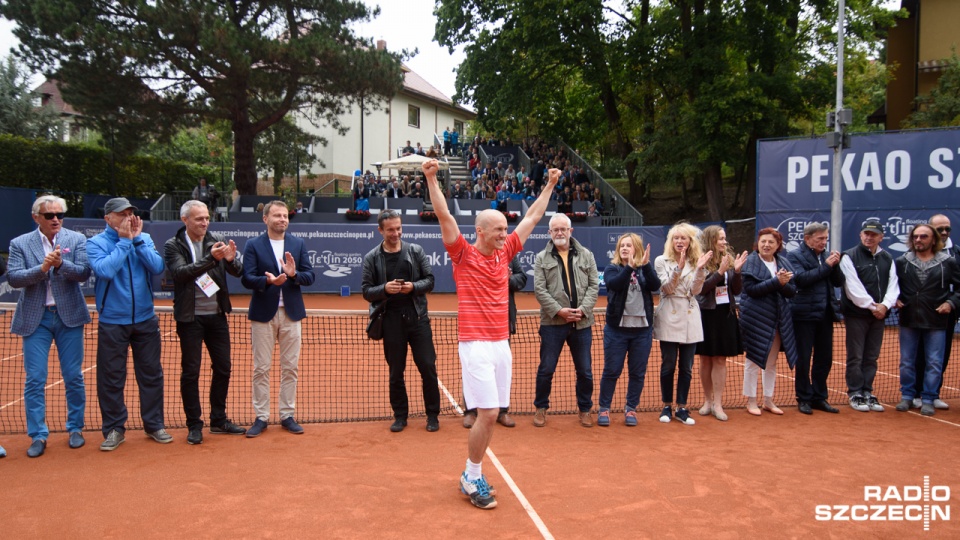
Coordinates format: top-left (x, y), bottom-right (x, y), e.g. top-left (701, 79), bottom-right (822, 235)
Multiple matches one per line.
top-left (445, 154), bottom-right (472, 189)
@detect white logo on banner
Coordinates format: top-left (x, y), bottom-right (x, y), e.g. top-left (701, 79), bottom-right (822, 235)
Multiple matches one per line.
top-left (814, 476), bottom-right (951, 531)
top-left (308, 250), bottom-right (363, 278)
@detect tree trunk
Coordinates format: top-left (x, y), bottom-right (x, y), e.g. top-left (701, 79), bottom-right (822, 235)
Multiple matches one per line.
top-left (743, 134), bottom-right (758, 215)
top-left (233, 118), bottom-right (259, 195)
top-left (704, 162), bottom-right (725, 221)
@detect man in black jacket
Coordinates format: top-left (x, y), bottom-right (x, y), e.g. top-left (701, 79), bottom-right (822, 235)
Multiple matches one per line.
top-left (164, 200), bottom-right (246, 444)
top-left (785, 222), bottom-right (845, 415)
top-left (895, 223), bottom-right (960, 416)
top-left (361, 209), bottom-right (440, 432)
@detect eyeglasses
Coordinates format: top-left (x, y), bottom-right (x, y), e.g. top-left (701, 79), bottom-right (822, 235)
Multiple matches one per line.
top-left (936, 226), bottom-right (951, 234)
top-left (549, 228), bottom-right (570, 234)
top-left (40, 212), bottom-right (65, 221)
top-left (912, 234), bottom-right (930, 240)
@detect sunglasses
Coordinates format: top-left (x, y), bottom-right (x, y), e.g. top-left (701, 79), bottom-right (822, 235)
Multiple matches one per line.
top-left (912, 234), bottom-right (930, 240)
top-left (936, 226), bottom-right (951, 234)
top-left (40, 212), bottom-right (65, 221)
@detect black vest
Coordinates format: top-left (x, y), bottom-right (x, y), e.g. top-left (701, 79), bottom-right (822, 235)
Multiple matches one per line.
top-left (841, 244), bottom-right (893, 318)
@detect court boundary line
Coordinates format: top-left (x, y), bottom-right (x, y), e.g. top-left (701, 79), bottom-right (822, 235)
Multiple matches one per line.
top-left (438, 375), bottom-right (554, 540)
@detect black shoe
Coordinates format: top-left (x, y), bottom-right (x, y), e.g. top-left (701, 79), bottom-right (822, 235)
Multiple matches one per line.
top-left (390, 419), bottom-right (407, 432)
top-left (281, 417), bottom-right (304, 434)
top-left (426, 417), bottom-right (440, 432)
top-left (246, 419), bottom-right (268, 438)
top-left (186, 428), bottom-right (203, 445)
top-left (811, 400), bottom-right (839, 413)
top-left (27, 439), bottom-right (46, 458)
top-left (210, 420), bottom-right (246, 435)
top-left (798, 401), bottom-right (813, 415)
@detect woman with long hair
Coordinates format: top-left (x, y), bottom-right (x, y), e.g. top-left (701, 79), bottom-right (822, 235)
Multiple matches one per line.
top-left (654, 223), bottom-right (712, 426)
top-left (695, 226), bottom-right (748, 421)
top-left (597, 233), bottom-right (661, 427)
top-left (739, 228), bottom-right (798, 416)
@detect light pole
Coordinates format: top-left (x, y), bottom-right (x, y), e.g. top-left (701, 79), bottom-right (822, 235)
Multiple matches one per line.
top-left (828, 0), bottom-right (849, 251)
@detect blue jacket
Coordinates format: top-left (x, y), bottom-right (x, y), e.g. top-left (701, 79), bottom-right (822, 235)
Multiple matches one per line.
top-left (87, 226), bottom-right (165, 325)
top-left (603, 262), bottom-right (661, 328)
top-left (739, 252), bottom-right (798, 370)
top-left (241, 232), bottom-right (316, 322)
top-left (8, 228), bottom-right (92, 335)
top-left (785, 243), bottom-right (844, 321)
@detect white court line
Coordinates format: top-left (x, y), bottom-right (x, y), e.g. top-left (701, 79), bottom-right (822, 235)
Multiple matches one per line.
top-left (438, 377), bottom-right (555, 540)
top-left (0, 364), bottom-right (97, 410)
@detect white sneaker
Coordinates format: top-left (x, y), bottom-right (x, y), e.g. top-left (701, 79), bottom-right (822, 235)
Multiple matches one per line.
top-left (933, 398), bottom-right (950, 410)
top-left (866, 395), bottom-right (885, 412)
top-left (849, 394), bottom-right (869, 412)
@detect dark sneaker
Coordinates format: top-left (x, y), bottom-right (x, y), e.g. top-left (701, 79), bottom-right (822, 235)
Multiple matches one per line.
top-left (186, 428), bottom-right (203, 445)
top-left (624, 408), bottom-right (638, 427)
top-left (460, 472), bottom-right (497, 510)
top-left (658, 406), bottom-right (672, 424)
top-left (27, 439), bottom-right (46, 458)
top-left (281, 417), bottom-right (304, 434)
top-left (920, 403), bottom-right (935, 416)
top-left (100, 429), bottom-right (125, 451)
top-left (895, 399), bottom-right (912, 412)
top-left (390, 419), bottom-right (407, 432)
top-left (68, 431), bottom-right (85, 449)
top-left (426, 417), bottom-right (440, 432)
top-left (849, 394), bottom-right (869, 412)
top-left (674, 407), bottom-right (695, 426)
top-left (597, 408), bottom-right (610, 427)
top-left (866, 395), bottom-right (884, 412)
top-left (210, 420), bottom-right (246, 435)
top-left (246, 419), bottom-right (268, 438)
top-left (147, 429), bottom-right (174, 444)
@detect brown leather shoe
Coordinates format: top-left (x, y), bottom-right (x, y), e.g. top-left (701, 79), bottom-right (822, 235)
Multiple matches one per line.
top-left (496, 412), bottom-right (516, 428)
top-left (462, 411), bottom-right (476, 429)
top-left (578, 411), bottom-right (594, 427)
top-left (533, 408), bottom-right (547, 427)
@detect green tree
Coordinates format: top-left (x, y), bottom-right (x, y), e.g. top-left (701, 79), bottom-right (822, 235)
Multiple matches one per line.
top-left (254, 116), bottom-right (322, 195)
top-left (1, 0), bottom-right (406, 195)
top-left (905, 51), bottom-right (960, 128)
top-left (0, 55), bottom-right (62, 139)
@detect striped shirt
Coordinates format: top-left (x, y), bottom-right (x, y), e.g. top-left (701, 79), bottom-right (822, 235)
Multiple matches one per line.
top-left (446, 232), bottom-right (522, 342)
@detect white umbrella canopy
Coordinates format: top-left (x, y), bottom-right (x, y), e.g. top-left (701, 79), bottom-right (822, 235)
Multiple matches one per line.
top-left (380, 154), bottom-right (450, 172)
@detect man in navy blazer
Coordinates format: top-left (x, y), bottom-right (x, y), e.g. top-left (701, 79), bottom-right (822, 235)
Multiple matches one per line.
top-left (241, 200), bottom-right (316, 437)
top-left (8, 195), bottom-right (92, 457)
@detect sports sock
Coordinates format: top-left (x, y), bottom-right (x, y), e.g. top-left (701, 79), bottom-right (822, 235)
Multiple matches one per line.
top-left (465, 459), bottom-right (482, 481)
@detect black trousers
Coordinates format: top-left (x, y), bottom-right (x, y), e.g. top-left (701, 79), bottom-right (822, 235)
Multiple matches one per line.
top-left (97, 317), bottom-right (165, 436)
top-left (914, 312), bottom-right (958, 397)
top-left (177, 314), bottom-right (232, 430)
top-left (382, 308), bottom-right (440, 419)
top-left (794, 319), bottom-right (834, 402)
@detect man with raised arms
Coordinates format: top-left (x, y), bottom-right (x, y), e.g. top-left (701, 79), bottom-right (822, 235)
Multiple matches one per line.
top-left (423, 158), bottom-right (559, 510)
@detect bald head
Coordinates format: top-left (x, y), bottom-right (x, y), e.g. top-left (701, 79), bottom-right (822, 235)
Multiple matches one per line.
top-left (476, 209), bottom-right (506, 230)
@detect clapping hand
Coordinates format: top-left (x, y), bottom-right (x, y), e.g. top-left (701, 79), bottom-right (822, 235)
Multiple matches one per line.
top-left (733, 251), bottom-right (748, 272)
top-left (638, 243), bottom-right (651, 267)
top-left (776, 269), bottom-right (793, 286)
top-left (281, 252), bottom-right (296, 278)
top-left (696, 250), bottom-right (713, 270)
top-left (825, 251), bottom-right (841, 267)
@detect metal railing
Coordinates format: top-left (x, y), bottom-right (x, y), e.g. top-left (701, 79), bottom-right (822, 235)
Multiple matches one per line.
top-left (556, 139), bottom-right (643, 227)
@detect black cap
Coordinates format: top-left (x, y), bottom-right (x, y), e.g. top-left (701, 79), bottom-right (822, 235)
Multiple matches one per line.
top-left (861, 219), bottom-right (884, 234)
top-left (104, 197), bottom-right (138, 214)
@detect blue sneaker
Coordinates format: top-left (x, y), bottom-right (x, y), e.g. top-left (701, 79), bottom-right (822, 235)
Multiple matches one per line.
top-left (658, 406), bottom-right (672, 423)
top-left (0, 444), bottom-right (6, 458)
top-left (625, 407), bottom-right (638, 427)
top-left (281, 417), bottom-right (304, 434)
top-left (597, 408), bottom-right (610, 427)
top-left (460, 472), bottom-right (497, 509)
top-left (246, 418), bottom-right (268, 438)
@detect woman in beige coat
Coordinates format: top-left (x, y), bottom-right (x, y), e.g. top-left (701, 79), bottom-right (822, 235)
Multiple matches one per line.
top-left (654, 223), bottom-right (711, 426)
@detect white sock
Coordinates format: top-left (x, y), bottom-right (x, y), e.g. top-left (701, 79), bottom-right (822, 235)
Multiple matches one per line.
top-left (465, 459), bottom-right (482, 481)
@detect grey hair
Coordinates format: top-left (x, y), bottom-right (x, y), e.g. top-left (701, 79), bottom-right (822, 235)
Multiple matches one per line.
top-left (32, 195), bottom-right (68, 215)
top-left (180, 199), bottom-right (209, 218)
top-left (548, 213), bottom-right (572, 230)
top-left (803, 222), bottom-right (829, 236)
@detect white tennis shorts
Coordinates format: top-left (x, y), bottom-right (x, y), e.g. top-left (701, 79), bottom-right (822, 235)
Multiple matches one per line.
top-left (459, 340), bottom-right (512, 409)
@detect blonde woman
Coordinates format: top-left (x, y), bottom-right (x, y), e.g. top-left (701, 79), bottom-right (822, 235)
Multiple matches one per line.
top-left (654, 223), bottom-right (712, 426)
top-left (695, 226), bottom-right (748, 421)
top-left (597, 233), bottom-right (660, 427)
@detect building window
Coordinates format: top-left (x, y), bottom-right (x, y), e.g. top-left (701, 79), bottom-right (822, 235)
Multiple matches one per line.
top-left (454, 120), bottom-right (464, 135)
top-left (408, 105), bottom-right (420, 128)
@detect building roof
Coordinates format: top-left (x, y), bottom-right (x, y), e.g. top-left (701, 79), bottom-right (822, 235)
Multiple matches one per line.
top-left (34, 79), bottom-right (82, 117)
top-left (400, 64), bottom-right (475, 118)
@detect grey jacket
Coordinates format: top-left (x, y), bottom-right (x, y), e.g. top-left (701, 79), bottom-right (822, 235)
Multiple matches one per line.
top-left (534, 237), bottom-right (599, 329)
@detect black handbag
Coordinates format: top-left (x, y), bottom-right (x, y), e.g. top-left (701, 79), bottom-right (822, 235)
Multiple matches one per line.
top-left (366, 304), bottom-right (385, 340)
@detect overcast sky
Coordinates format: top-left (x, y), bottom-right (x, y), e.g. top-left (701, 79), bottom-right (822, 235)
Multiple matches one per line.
top-left (0, 0), bottom-right (466, 100)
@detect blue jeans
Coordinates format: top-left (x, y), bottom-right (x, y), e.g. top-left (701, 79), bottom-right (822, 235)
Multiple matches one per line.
top-left (534, 324), bottom-right (594, 411)
top-left (599, 325), bottom-right (652, 410)
top-left (899, 326), bottom-right (946, 403)
top-left (23, 308), bottom-right (86, 441)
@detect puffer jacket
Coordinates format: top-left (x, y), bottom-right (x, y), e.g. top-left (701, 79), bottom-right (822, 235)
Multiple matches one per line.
top-left (604, 262), bottom-right (661, 328)
top-left (534, 237), bottom-right (599, 329)
top-left (739, 252), bottom-right (798, 370)
top-left (895, 251), bottom-right (960, 330)
top-left (785, 242), bottom-right (844, 321)
top-left (361, 241), bottom-right (434, 320)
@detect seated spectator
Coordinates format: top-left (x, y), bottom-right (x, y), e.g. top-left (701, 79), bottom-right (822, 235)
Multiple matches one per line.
top-left (426, 145), bottom-right (439, 158)
top-left (402, 140), bottom-right (415, 156)
top-left (587, 202), bottom-right (600, 217)
top-left (468, 153), bottom-right (479, 171)
top-left (294, 201), bottom-right (307, 213)
top-left (386, 181), bottom-right (405, 198)
top-left (557, 186), bottom-right (573, 214)
top-left (517, 166), bottom-right (527, 184)
top-left (449, 181), bottom-right (471, 199)
top-left (495, 182), bottom-right (510, 211)
top-left (415, 142), bottom-right (426, 156)
top-left (409, 182), bottom-right (425, 199)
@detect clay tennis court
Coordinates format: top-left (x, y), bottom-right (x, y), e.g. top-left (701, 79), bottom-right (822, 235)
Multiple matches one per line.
top-left (1, 293), bottom-right (958, 538)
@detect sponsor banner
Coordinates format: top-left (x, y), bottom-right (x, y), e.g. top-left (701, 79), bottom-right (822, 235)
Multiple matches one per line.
top-left (481, 145), bottom-right (520, 168)
top-left (757, 128), bottom-right (960, 212)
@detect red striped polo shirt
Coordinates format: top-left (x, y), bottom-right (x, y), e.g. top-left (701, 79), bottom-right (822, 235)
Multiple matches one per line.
top-left (445, 232), bottom-right (521, 342)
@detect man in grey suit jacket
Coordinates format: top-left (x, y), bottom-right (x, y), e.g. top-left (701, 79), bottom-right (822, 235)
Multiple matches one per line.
top-left (7, 195), bottom-right (92, 457)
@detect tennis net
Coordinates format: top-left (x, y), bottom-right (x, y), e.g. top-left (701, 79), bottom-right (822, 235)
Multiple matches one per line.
top-left (0, 304), bottom-right (955, 434)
